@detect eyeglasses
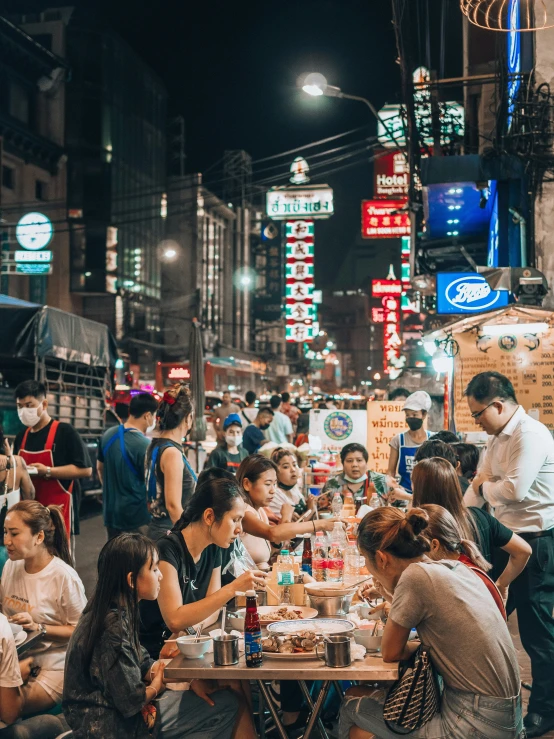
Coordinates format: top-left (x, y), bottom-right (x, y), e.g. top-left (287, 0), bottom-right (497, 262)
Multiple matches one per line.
top-left (470, 401), bottom-right (496, 420)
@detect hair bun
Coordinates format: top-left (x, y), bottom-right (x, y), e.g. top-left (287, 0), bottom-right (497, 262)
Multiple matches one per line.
top-left (406, 508), bottom-right (429, 536)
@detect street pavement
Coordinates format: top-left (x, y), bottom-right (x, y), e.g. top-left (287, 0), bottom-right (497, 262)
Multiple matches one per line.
top-left (75, 506), bottom-right (554, 738)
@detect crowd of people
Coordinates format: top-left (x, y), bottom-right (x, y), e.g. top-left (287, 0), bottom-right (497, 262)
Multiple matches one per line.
top-left (0, 371), bottom-right (549, 738)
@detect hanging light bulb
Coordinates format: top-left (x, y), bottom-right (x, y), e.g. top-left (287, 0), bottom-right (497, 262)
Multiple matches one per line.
top-left (460, 0), bottom-right (554, 31)
top-left (432, 349), bottom-right (454, 375)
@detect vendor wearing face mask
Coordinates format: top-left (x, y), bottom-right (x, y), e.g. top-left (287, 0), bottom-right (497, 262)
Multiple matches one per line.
top-left (13, 380), bottom-right (92, 537)
top-left (321, 443), bottom-right (388, 509)
top-left (97, 392), bottom-right (159, 540)
top-left (206, 414), bottom-right (249, 474)
top-left (387, 391), bottom-right (433, 495)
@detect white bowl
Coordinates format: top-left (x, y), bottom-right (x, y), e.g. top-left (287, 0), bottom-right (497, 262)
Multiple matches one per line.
top-left (353, 629), bottom-right (382, 651)
top-left (176, 635), bottom-right (213, 659)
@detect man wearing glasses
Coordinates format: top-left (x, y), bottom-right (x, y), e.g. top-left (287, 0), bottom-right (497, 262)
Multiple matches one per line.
top-left (465, 371), bottom-right (554, 738)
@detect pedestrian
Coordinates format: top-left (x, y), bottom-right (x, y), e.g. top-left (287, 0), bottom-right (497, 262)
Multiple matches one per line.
top-left (240, 391), bottom-right (258, 425)
top-left (388, 387), bottom-right (410, 402)
top-left (280, 392), bottom-right (300, 432)
top-left (146, 384), bottom-right (196, 541)
top-left (205, 413), bottom-right (248, 474)
top-left (411, 456), bottom-right (531, 600)
top-left (13, 380), bottom-right (92, 538)
top-left (387, 390), bottom-right (433, 495)
top-left (63, 533), bottom-right (242, 739)
top-left (267, 395), bottom-right (294, 445)
top-left (97, 393), bottom-right (159, 540)
top-left (2, 501), bottom-right (86, 715)
top-left (242, 406), bottom-right (274, 454)
top-left (466, 371), bottom-right (554, 737)
top-left (211, 391), bottom-right (240, 440)
top-left (341, 507), bottom-right (523, 739)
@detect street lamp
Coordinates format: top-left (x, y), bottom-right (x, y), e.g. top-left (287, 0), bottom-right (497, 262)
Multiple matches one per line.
top-left (300, 73), bottom-right (405, 155)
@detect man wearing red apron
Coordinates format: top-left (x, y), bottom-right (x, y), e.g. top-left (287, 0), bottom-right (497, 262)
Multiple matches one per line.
top-left (13, 380), bottom-right (92, 536)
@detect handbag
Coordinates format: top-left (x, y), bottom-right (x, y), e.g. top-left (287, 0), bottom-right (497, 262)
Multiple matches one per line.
top-left (382, 645), bottom-right (441, 734)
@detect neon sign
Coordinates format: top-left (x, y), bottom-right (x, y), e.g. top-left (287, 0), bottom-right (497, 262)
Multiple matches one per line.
top-left (168, 366), bottom-right (191, 380)
top-left (285, 220), bottom-right (315, 342)
top-left (507, 0), bottom-right (521, 131)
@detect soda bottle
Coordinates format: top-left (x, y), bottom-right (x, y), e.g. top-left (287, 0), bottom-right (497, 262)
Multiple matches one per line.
top-left (312, 531), bottom-right (328, 582)
top-left (327, 541), bottom-right (344, 582)
top-left (301, 534), bottom-right (312, 576)
top-left (276, 549), bottom-right (294, 604)
top-left (244, 590), bottom-right (263, 667)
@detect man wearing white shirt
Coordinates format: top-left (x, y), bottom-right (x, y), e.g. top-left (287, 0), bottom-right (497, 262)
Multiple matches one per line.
top-left (466, 371), bottom-right (554, 738)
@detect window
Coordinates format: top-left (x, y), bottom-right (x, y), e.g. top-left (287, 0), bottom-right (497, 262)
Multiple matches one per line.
top-left (35, 180), bottom-right (47, 200)
top-left (2, 166), bottom-right (14, 189)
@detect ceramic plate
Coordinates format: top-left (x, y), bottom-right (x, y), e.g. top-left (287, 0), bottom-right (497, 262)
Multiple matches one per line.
top-left (262, 650), bottom-right (319, 660)
top-left (13, 631), bottom-right (26, 647)
top-left (9, 623), bottom-right (23, 637)
top-left (267, 618), bottom-right (355, 635)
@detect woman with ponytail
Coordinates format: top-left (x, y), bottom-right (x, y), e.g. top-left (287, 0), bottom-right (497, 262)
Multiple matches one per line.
top-left (339, 506), bottom-right (522, 739)
top-left (1, 501), bottom-right (86, 715)
top-left (146, 383), bottom-right (197, 541)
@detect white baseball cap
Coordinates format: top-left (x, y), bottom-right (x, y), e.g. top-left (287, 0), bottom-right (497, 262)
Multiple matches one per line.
top-left (403, 391), bottom-right (432, 412)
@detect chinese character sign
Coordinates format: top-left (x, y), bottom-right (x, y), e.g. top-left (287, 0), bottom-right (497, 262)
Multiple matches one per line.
top-left (285, 220), bottom-right (315, 342)
top-left (362, 200), bottom-right (411, 239)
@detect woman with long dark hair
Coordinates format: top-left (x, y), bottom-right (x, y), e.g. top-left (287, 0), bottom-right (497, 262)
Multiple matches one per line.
top-left (146, 383), bottom-right (197, 540)
top-left (411, 457), bottom-right (531, 600)
top-left (63, 534), bottom-right (240, 739)
top-left (236, 455), bottom-right (339, 570)
top-left (1, 501), bottom-right (86, 715)
top-left (340, 506), bottom-right (522, 739)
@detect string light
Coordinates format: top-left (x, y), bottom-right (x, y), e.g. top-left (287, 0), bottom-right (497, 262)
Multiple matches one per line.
top-left (460, 0), bottom-right (554, 31)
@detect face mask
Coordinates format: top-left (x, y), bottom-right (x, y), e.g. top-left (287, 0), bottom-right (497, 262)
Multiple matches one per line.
top-left (406, 417), bottom-right (424, 431)
top-left (226, 434), bottom-right (242, 447)
top-left (344, 473), bottom-right (368, 484)
top-left (260, 423), bottom-right (271, 431)
top-left (146, 418), bottom-right (156, 434)
top-left (17, 406), bottom-right (43, 428)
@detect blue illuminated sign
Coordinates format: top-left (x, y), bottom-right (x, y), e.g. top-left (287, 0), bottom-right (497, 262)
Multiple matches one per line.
top-left (437, 273), bottom-right (509, 315)
top-left (487, 190), bottom-right (499, 267)
top-left (507, 0), bottom-right (521, 131)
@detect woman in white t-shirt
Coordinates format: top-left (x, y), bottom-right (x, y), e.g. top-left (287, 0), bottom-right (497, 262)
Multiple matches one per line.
top-left (268, 448), bottom-right (315, 523)
top-left (0, 501), bottom-right (86, 715)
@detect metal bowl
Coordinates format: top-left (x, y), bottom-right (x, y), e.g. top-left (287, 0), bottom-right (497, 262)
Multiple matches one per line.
top-left (307, 591), bottom-right (355, 617)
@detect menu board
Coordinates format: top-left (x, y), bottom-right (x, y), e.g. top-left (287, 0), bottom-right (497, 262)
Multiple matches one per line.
top-left (453, 330), bottom-right (554, 431)
top-left (366, 401), bottom-right (406, 473)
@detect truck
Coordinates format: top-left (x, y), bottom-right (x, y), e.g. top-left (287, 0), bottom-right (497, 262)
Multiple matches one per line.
top-left (0, 294), bottom-right (118, 500)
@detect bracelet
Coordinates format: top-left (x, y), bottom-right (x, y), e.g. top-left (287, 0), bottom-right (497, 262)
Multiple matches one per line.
top-left (147, 685), bottom-right (158, 701)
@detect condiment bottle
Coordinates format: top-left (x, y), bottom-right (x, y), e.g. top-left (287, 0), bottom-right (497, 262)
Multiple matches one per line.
top-left (244, 590), bottom-right (263, 667)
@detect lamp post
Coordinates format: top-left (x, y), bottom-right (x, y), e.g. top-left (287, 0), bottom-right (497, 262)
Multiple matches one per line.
top-left (300, 73), bottom-right (406, 158)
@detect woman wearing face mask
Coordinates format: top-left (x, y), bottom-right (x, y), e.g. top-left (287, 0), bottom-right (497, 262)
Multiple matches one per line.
top-left (237, 455), bottom-right (340, 570)
top-left (146, 384), bottom-right (197, 541)
top-left (340, 506), bottom-right (523, 739)
top-left (321, 443), bottom-right (388, 511)
top-left (206, 415), bottom-right (248, 475)
top-left (387, 391), bottom-right (433, 496)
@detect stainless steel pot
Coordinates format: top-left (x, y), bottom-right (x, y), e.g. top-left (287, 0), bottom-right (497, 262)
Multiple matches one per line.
top-left (307, 591), bottom-right (355, 617)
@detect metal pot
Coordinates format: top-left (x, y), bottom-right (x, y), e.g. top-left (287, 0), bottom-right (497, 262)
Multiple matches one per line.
top-left (307, 591), bottom-right (355, 617)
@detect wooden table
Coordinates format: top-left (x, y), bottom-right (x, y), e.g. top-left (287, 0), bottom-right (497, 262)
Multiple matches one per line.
top-left (166, 652), bottom-right (398, 739)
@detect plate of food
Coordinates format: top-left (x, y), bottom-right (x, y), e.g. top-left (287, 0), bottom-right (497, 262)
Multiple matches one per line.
top-left (267, 617), bottom-right (355, 636)
top-left (262, 631), bottom-right (321, 659)
top-left (228, 606), bottom-right (318, 631)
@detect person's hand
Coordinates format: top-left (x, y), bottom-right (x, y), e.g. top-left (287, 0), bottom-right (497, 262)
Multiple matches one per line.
top-left (19, 657), bottom-right (34, 683)
top-left (190, 678), bottom-right (217, 706)
top-left (307, 495), bottom-right (318, 512)
top-left (319, 518), bottom-right (344, 532)
top-left (496, 582), bottom-right (509, 604)
top-left (27, 462), bottom-right (49, 478)
top-left (159, 641), bottom-right (180, 659)
top-left (149, 660), bottom-right (166, 694)
top-left (387, 487), bottom-right (412, 503)
top-left (233, 569), bottom-right (268, 593)
top-left (9, 613), bottom-right (40, 632)
top-left (372, 578), bottom-right (393, 603)
top-left (472, 471), bottom-right (487, 491)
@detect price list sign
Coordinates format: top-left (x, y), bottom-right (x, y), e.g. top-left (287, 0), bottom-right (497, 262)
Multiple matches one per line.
top-left (453, 330), bottom-right (554, 431)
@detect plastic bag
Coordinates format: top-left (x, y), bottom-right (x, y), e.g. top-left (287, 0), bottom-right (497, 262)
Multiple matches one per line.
top-left (222, 538), bottom-right (258, 578)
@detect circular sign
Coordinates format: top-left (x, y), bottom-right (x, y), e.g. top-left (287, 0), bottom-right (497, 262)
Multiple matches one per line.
top-left (15, 212), bottom-right (53, 251)
top-left (444, 275), bottom-right (503, 313)
top-left (498, 335), bottom-right (517, 353)
top-left (324, 412), bottom-right (354, 442)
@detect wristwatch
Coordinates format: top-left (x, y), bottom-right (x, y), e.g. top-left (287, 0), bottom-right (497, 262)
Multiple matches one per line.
top-left (37, 623), bottom-right (47, 637)
top-left (45, 467), bottom-right (52, 480)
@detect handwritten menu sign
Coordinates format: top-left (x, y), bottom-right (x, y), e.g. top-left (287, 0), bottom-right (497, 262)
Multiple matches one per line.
top-left (366, 402), bottom-right (406, 473)
top-left (453, 330), bottom-right (554, 431)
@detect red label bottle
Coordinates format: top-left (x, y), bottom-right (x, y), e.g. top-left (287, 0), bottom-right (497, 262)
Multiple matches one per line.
top-left (244, 589), bottom-right (263, 667)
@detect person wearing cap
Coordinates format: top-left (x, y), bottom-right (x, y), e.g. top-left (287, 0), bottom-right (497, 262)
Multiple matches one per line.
top-left (206, 413), bottom-right (248, 474)
top-left (387, 390), bottom-right (433, 495)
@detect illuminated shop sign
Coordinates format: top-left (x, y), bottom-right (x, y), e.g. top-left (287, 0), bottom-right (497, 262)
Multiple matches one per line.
top-left (15, 212), bottom-right (53, 250)
top-left (507, 0), bottom-right (521, 132)
top-left (285, 220), bottom-right (315, 342)
top-left (436, 273), bottom-right (509, 315)
top-left (362, 200), bottom-right (410, 239)
top-left (267, 187), bottom-right (334, 220)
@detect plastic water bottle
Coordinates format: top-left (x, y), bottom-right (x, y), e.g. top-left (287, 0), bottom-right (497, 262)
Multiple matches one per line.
top-left (312, 532), bottom-right (328, 582)
top-left (344, 541), bottom-right (361, 585)
top-left (368, 484), bottom-right (380, 510)
top-left (331, 491), bottom-right (343, 517)
top-left (331, 521), bottom-right (347, 549)
top-left (276, 549), bottom-right (294, 604)
top-left (327, 541), bottom-right (344, 582)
